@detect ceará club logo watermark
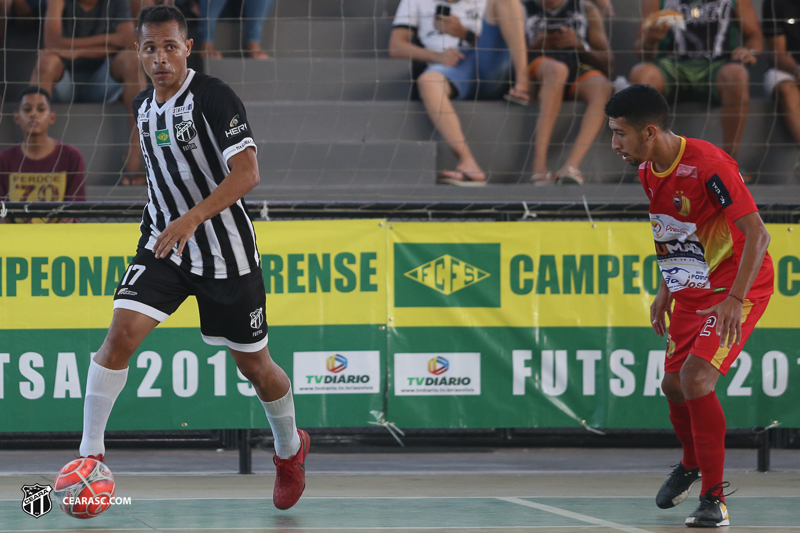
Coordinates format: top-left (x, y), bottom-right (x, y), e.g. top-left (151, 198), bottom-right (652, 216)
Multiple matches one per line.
top-left (20, 483), bottom-right (131, 519)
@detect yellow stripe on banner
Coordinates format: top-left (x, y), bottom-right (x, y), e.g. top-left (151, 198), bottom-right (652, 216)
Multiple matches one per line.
top-left (386, 222), bottom-right (798, 329)
top-left (388, 222), bottom-right (654, 328)
top-left (0, 220), bottom-right (387, 329)
top-left (0, 220), bottom-right (796, 330)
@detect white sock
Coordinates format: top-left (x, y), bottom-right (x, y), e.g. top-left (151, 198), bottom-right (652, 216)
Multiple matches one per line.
top-left (261, 388), bottom-right (301, 459)
top-left (79, 360), bottom-right (128, 457)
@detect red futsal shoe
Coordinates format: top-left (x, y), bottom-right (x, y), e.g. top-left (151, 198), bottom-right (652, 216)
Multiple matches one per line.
top-left (272, 430), bottom-right (310, 510)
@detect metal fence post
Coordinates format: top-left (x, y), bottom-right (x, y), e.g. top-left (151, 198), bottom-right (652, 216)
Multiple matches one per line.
top-left (757, 427), bottom-right (771, 473)
top-left (238, 429), bottom-right (252, 475)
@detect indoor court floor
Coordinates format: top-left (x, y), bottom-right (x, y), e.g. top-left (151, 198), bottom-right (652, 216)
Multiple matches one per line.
top-left (1, 447), bottom-right (798, 532)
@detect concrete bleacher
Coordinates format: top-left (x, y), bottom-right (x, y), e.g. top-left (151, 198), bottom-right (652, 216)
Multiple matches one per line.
top-left (0, 0), bottom-right (797, 204)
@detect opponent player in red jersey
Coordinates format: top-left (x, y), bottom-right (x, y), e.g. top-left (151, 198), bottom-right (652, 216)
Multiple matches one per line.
top-left (605, 84), bottom-right (773, 528)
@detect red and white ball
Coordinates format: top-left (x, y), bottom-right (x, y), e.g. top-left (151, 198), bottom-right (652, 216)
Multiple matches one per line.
top-left (53, 458), bottom-right (115, 519)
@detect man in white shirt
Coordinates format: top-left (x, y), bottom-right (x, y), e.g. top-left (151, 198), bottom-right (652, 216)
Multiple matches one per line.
top-left (390, 0), bottom-right (529, 186)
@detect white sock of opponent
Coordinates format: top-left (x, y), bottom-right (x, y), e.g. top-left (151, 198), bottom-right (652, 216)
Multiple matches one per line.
top-left (79, 360), bottom-right (128, 458)
top-left (262, 388), bottom-right (301, 459)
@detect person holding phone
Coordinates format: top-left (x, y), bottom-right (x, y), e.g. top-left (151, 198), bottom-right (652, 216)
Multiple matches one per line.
top-left (524, 0), bottom-right (613, 186)
top-left (628, 0), bottom-right (764, 181)
top-left (389, 0), bottom-right (530, 186)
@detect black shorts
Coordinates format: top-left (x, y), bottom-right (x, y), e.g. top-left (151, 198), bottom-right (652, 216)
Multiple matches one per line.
top-left (113, 250), bottom-right (268, 352)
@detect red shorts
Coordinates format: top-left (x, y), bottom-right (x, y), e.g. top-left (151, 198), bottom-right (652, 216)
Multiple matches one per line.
top-left (665, 293), bottom-right (770, 375)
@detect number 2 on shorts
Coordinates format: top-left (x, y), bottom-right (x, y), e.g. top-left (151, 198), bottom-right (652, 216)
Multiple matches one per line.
top-left (700, 316), bottom-right (717, 337)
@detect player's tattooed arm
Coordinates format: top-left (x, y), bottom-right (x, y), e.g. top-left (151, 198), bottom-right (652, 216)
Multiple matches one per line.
top-left (153, 147), bottom-right (260, 259)
top-left (696, 212), bottom-right (771, 348)
top-left (650, 277), bottom-right (672, 337)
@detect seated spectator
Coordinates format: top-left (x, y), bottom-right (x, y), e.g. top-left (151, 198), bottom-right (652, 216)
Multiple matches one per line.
top-left (0, 0), bottom-right (43, 45)
top-left (762, 0), bottom-right (800, 170)
top-left (0, 87), bottom-right (86, 223)
top-left (29, 0), bottom-right (146, 185)
top-left (132, 0), bottom-right (174, 19)
top-left (629, 0), bottom-right (762, 177)
top-left (525, 0), bottom-right (613, 185)
top-left (389, 0), bottom-right (530, 186)
top-left (591, 0), bottom-right (613, 18)
top-left (198, 0), bottom-right (272, 59)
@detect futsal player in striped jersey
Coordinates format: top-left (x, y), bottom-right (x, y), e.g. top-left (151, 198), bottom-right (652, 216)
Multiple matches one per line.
top-left (606, 84), bottom-right (773, 528)
top-left (78, 5), bottom-right (308, 510)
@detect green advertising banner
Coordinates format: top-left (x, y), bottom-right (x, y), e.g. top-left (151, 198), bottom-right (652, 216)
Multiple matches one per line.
top-left (0, 221), bottom-right (387, 431)
top-left (385, 222), bottom-right (800, 430)
top-left (0, 221), bottom-right (797, 432)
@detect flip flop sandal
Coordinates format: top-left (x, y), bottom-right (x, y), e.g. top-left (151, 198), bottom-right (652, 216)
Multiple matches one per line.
top-left (503, 87), bottom-right (530, 106)
top-left (437, 170), bottom-right (487, 187)
top-left (532, 171), bottom-right (555, 186)
top-left (554, 166), bottom-right (585, 185)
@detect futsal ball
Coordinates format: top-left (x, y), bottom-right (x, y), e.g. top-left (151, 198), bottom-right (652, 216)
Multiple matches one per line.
top-left (53, 458), bottom-right (115, 519)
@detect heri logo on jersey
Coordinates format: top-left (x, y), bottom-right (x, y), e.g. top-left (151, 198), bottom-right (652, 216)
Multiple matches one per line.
top-left (672, 192), bottom-right (691, 216)
top-left (394, 244), bottom-right (500, 307)
top-left (175, 120), bottom-right (197, 143)
top-left (230, 115), bottom-right (240, 127)
top-left (155, 129), bottom-right (171, 146)
top-left (404, 255), bottom-right (490, 296)
top-left (225, 122), bottom-right (248, 138)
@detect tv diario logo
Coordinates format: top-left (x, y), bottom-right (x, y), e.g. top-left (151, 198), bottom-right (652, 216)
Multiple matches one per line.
top-left (394, 244), bottom-right (500, 307)
top-left (293, 351), bottom-right (381, 395)
top-left (394, 353), bottom-right (481, 396)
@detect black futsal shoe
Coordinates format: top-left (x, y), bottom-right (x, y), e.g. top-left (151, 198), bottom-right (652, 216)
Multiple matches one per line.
top-left (656, 463), bottom-right (701, 509)
top-left (685, 482), bottom-right (733, 528)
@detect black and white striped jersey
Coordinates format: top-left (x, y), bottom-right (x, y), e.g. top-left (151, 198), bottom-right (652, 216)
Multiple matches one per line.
top-left (134, 69), bottom-right (260, 279)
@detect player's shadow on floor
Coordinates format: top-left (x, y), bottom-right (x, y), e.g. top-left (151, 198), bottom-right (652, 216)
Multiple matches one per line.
top-left (271, 514), bottom-right (301, 530)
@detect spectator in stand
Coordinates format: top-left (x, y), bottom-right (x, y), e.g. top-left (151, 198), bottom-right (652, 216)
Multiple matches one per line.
top-left (592, 0), bottom-right (613, 18)
top-left (0, 87), bottom-right (86, 223)
top-left (762, 0), bottom-right (800, 168)
top-left (524, 0), bottom-right (613, 185)
top-left (198, 0), bottom-right (272, 59)
top-left (0, 0), bottom-right (43, 46)
top-left (628, 0), bottom-right (763, 179)
top-left (389, 0), bottom-right (530, 186)
top-left (29, 0), bottom-right (146, 185)
top-left (132, 0), bottom-right (178, 18)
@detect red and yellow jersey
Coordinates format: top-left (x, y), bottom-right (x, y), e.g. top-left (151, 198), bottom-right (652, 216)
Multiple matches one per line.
top-left (639, 137), bottom-right (773, 304)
